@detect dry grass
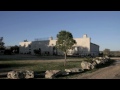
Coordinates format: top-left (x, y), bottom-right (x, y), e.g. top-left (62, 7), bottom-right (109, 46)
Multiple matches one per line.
top-left (0, 55), bottom-right (84, 79)
top-left (0, 54), bottom-right (115, 79)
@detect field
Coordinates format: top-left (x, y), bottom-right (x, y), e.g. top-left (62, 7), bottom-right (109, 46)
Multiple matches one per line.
top-left (0, 54), bottom-right (118, 79)
top-left (0, 54), bottom-right (88, 79)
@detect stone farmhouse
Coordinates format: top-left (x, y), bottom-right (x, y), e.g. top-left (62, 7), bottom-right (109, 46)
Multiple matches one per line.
top-left (19, 34), bottom-right (99, 56)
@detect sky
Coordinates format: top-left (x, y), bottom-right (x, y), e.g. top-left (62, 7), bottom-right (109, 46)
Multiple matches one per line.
top-left (0, 11), bottom-right (120, 51)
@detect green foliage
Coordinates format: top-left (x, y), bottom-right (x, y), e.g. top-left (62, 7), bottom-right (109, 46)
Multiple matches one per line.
top-left (55, 30), bottom-right (76, 66)
top-left (0, 55), bottom-right (115, 79)
top-left (56, 30), bottom-right (76, 53)
top-left (110, 51), bottom-right (120, 57)
top-left (0, 60), bottom-right (81, 72)
top-left (4, 49), bottom-right (12, 55)
top-left (103, 49), bottom-right (110, 56)
top-left (0, 37), bottom-right (5, 50)
top-left (34, 49), bottom-right (41, 55)
top-left (10, 45), bottom-right (19, 54)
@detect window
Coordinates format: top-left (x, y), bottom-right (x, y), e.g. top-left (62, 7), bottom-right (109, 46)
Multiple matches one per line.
top-left (24, 44), bottom-right (26, 47)
top-left (75, 47), bottom-right (78, 51)
top-left (28, 45), bottom-right (31, 48)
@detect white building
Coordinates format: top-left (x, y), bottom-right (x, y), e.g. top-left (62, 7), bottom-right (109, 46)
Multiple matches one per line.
top-left (19, 40), bottom-right (32, 54)
top-left (19, 34), bottom-right (99, 56)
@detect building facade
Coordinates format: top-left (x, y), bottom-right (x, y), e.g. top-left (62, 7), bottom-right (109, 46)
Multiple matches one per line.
top-left (19, 34), bottom-right (99, 56)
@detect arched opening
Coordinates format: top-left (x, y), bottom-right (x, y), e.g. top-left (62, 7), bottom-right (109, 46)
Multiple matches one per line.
top-left (39, 48), bottom-right (41, 55)
top-left (53, 46), bottom-right (57, 55)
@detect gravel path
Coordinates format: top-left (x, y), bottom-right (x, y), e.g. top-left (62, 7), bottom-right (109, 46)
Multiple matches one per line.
top-left (69, 60), bottom-right (120, 79)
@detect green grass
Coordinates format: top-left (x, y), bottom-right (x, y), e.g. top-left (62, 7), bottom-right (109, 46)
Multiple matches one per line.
top-left (0, 60), bottom-right (82, 72)
top-left (0, 55), bottom-right (115, 79)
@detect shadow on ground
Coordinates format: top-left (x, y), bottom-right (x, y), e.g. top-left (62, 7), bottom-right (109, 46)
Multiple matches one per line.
top-left (0, 63), bottom-right (35, 69)
top-left (0, 54), bottom-right (66, 61)
top-left (95, 59), bottom-right (116, 68)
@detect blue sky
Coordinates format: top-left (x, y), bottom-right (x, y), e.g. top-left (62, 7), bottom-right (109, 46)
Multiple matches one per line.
top-left (0, 11), bottom-right (120, 51)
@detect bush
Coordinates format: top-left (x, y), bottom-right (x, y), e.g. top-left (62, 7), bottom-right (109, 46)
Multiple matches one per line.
top-left (4, 49), bottom-right (12, 55)
top-left (34, 49), bottom-right (41, 55)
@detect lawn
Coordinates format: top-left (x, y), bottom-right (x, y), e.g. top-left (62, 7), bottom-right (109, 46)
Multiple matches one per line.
top-left (0, 55), bottom-right (114, 79)
top-left (0, 55), bottom-right (85, 79)
top-left (0, 60), bottom-right (82, 72)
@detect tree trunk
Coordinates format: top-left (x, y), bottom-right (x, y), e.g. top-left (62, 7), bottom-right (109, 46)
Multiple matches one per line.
top-left (64, 52), bottom-right (67, 66)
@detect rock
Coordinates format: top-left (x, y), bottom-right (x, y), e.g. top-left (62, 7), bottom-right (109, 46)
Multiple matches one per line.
top-left (105, 56), bottom-right (110, 60)
top-left (7, 70), bottom-right (34, 79)
top-left (100, 60), bottom-right (105, 64)
top-left (60, 71), bottom-right (69, 75)
top-left (65, 68), bottom-right (84, 73)
top-left (95, 60), bottom-right (101, 64)
top-left (95, 57), bottom-right (104, 60)
top-left (104, 59), bottom-right (108, 62)
top-left (92, 58), bottom-right (96, 61)
top-left (81, 61), bottom-right (92, 70)
top-left (98, 57), bottom-right (103, 60)
top-left (7, 71), bottom-right (25, 79)
top-left (92, 61), bottom-right (97, 66)
top-left (90, 64), bottom-right (95, 69)
top-left (24, 70), bottom-right (34, 79)
top-left (45, 70), bottom-right (61, 79)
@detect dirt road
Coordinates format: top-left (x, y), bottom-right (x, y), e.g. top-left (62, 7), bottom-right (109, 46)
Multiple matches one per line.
top-left (69, 59), bottom-right (120, 79)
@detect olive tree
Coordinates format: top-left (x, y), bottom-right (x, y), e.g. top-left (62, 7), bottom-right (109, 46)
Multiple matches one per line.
top-left (56, 30), bottom-right (76, 66)
top-left (103, 49), bottom-right (110, 56)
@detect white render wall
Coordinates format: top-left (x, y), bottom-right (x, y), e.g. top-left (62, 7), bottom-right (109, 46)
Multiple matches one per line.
top-left (49, 34), bottom-right (91, 55)
top-left (19, 41), bottom-right (32, 54)
top-left (90, 43), bottom-right (99, 56)
top-left (30, 40), bottom-right (51, 55)
top-left (19, 34), bottom-right (99, 56)
top-left (73, 34), bottom-right (91, 55)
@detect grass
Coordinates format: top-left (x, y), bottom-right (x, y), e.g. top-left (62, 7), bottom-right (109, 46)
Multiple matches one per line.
top-left (0, 60), bottom-right (82, 72)
top-left (0, 55), bottom-right (116, 79)
top-left (0, 60), bottom-right (82, 79)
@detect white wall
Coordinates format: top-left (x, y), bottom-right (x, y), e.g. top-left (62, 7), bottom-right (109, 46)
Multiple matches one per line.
top-left (19, 34), bottom-right (99, 56)
top-left (30, 40), bottom-right (50, 55)
top-left (19, 41), bottom-right (31, 54)
top-left (73, 35), bottom-right (91, 55)
top-left (49, 34), bottom-right (91, 55)
top-left (90, 43), bottom-right (99, 56)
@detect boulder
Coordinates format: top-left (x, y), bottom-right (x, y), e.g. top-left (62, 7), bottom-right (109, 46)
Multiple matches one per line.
top-left (45, 70), bottom-right (61, 79)
top-left (81, 61), bottom-right (92, 70)
top-left (104, 59), bottom-right (108, 62)
top-left (92, 58), bottom-right (96, 61)
top-left (105, 56), bottom-right (110, 60)
top-left (90, 64), bottom-right (95, 69)
top-left (7, 70), bottom-right (34, 79)
top-left (92, 61), bottom-right (97, 66)
top-left (98, 57), bottom-right (103, 60)
top-left (24, 70), bottom-right (34, 79)
top-left (60, 71), bottom-right (69, 75)
top-left (100, 60), bottom-right (106, 64)
top-left (95, 60), bottom-right (101, 64)
top-left (7, 71), bottom-right (25, 79)
top-left (65, 68), bottom-right (84, 73)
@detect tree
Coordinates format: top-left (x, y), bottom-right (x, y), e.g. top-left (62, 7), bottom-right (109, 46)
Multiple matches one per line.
top-left (0, 37), bottom-right (5, 50)
top-left (10, 45), bottom-right (19, 54)
top-left (34, 49), bottom-right (41, 55)
top-left (55, 30), bottom-right (76, 66)
top-left (103, 49), bottom-right (110, 56)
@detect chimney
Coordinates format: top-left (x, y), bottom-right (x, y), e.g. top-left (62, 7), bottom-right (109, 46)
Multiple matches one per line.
top-left (49, 36), bottom-right (53, 40)
top-left (83, 34), bottom-right (87, 38)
